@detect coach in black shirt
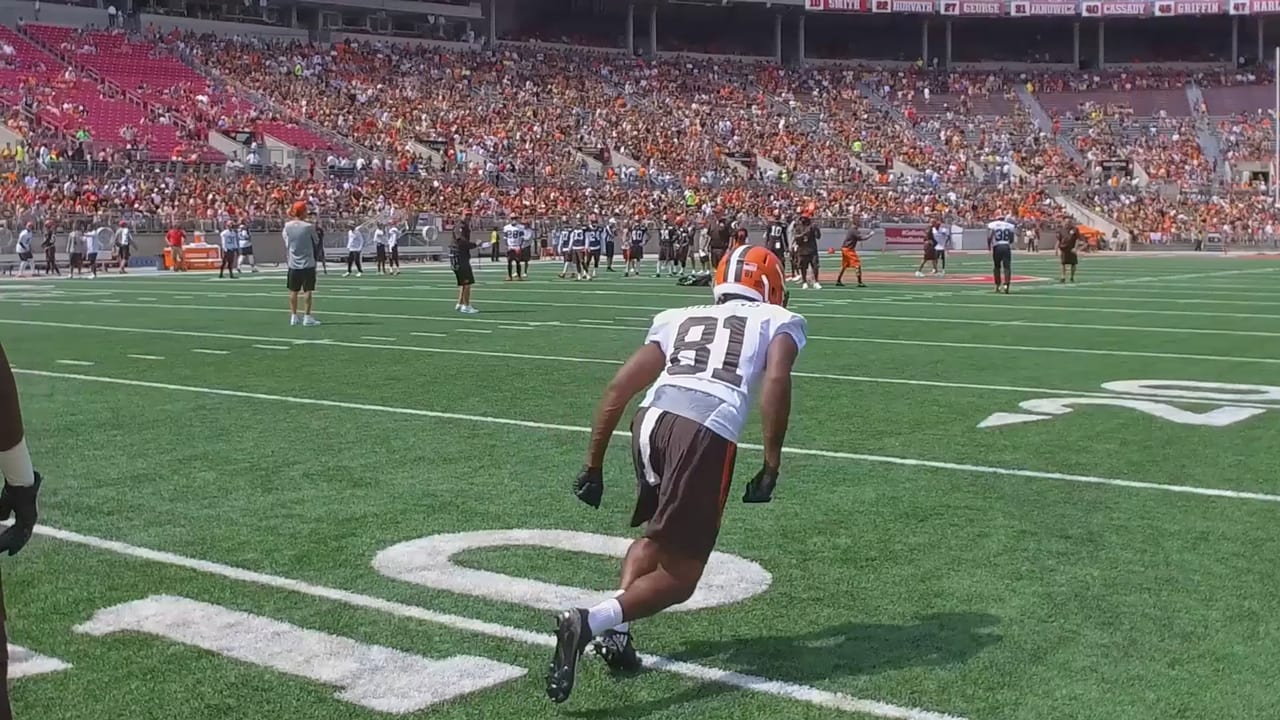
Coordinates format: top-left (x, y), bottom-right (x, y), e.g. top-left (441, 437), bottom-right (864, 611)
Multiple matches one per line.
top-left (452, 215), bottom-right (477, 314)
top-left (708, 218), bottom-right (731, 269)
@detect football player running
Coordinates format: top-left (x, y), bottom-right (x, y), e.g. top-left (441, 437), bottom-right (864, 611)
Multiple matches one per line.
top-left (547, 245), bottom-right (806, 704)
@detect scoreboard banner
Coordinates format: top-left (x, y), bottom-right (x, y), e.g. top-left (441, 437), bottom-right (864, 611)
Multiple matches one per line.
top-left (806, 0), bottom-right (1272, 13)
top-left (1230, 0), bottom-right (1280, 12)
top-left (1153, 0), bottom-right (1224, 13)
top-left (940, 0), bottom-right (1006, 14)
top-left (804, 0), bottom-right (868, 10)
top-left (1010, 0), bottom-right (1079, 14)
top-left (871, 0), bottom-right (936, 12)
top-left (1080, 1), bottom-right (1149, 15)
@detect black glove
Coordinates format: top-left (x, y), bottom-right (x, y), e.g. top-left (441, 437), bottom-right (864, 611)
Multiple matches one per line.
top-left (574, 466), bottom-right (603, 509)
top-left (0, 471), bottom-right (41, 556)
top-left (742, 464), bottom-right (779, 504)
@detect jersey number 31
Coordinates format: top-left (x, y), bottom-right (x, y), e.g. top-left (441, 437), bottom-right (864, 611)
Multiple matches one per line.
top-left (668, 316), bottom-right (747, 388)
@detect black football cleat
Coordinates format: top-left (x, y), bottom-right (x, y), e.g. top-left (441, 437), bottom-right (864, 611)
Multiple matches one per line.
top-left (593, 629), bottom-right (641, 673)
top-left (546, 609), bottom-right (592, 703)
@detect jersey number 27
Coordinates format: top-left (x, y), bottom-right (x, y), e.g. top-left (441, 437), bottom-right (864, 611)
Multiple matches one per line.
top-left (668, 315), bottom-right (747, 388)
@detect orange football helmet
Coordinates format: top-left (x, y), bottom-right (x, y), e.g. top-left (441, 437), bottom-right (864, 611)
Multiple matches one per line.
top-left (714, 245), bottom-right (787, 306)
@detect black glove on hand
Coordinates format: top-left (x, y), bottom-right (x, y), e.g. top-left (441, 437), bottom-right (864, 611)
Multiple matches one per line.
top-left (0, 471), bottom-right (41, 556)
top-left (743, 464), bottom-right (779, 504)
top-left (574, 466), bottom-right (603, 509)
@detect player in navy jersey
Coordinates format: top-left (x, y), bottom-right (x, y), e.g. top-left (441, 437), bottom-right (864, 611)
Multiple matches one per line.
top-left (568, 222), bottom-right (589, 280)
top-left (673, 224), bottom-right (692, 276)
top-left (604, 220), bottom-right (618, 272)
top-left (656, 223), bottom-right (676, 277)
top-left (585, 218), bottom-right (603, 280)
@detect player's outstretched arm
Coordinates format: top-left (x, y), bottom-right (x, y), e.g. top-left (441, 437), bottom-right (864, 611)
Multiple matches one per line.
top-left (577, 343), bottom-right (665, 508)
top-left (745, 333), bottom-right (799, 503)
top-left (0, 342), bottom-right (39, 555)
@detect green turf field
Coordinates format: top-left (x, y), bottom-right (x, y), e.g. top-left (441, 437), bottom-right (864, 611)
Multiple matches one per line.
top-left (2, 252), bottom-right (1279, 720)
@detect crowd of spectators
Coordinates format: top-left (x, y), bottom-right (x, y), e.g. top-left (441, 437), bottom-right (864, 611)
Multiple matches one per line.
top-left (3, 23), bottom-right (1280, 242)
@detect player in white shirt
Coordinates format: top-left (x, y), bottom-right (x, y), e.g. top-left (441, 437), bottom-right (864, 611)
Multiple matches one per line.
top-left (66, 223), bottom-right (84, 278)
top-left (237, 222), bottom-right (257, 272)
top-left (387, 225), bottom-right (401, 275)
top-left (344, 224), bottom-right (365, 277)
top-left (112, 221), bottom-right (133, 274)
top-left (988, 216), bottom-right (1017, 294)
top-left (14, 223), bottom-right (33, 278)
top-left (933, 223), bottom-right (949, 276)
top-left (372, 223), bottom-right (389, 275)
top-left (218, 221), bottom-right (240, 279)
top-left (503, 219), bottom-right (527, 281)
top-left (548, 245), bottom-right (805, 703)
top-left (84, 226), bottom-right (103, 278)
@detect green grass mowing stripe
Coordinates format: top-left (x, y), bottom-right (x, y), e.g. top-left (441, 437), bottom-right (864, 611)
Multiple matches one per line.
top-left (26, 290), bottom-right (1280, 331)
top-left (16, 368), bottom-right (1280, 504)
top-left (6, 316), bottom-right (1279, 367)
top-left (13, 312), bottom-right (1278, 409)
top-left (18, 521), bottom-right (965, 720)
top-left (809, 334), bottom-right (1280, 365)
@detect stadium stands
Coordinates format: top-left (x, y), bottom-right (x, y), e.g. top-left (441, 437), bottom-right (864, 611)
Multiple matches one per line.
top-left (0, 13), bottom-right (1278, 244)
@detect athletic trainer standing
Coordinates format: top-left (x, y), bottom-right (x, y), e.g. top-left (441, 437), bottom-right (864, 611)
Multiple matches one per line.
top-left (283, 202), bottom-right (321, 326)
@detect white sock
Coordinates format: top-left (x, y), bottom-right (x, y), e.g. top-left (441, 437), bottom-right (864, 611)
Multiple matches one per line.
top-left (586, 598), bottom-right (623, 637)
top-left (611, 590), bottom-right (629, 633)
top-left (0, 437), bottom-right (35, 486)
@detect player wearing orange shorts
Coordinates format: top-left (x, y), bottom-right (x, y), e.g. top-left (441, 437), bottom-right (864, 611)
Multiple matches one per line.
top-left (836, 227), bottom-right (865, 287)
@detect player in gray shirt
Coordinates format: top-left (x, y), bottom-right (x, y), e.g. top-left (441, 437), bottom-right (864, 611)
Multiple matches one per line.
top-left (282, 202), bottom-right (321, 326)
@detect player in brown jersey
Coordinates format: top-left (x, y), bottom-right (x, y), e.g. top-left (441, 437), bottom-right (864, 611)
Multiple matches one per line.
top-left (1057, 225), bottom-right (1081, 283)
top-left (0, 340), bottom-right (43, 720)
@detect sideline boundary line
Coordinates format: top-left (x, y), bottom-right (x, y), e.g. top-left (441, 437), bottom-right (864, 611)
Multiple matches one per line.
top-left (7, 295), bottom-right (1280, 345)
top-left (7, 318), bottom-right (1280, 396)
top-left (16, 369), bottom-right (1280, 504)
top-left (21, 521), bottom-right (963, 720)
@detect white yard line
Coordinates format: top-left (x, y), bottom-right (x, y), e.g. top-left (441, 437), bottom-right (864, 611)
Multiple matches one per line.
top-left (410, 332), bottom-right (447, 338)
top-left (251, 344), bottom-right (290, 351)
top-left (6, 317), bottom-right (1280, 373)
top-left (360, 336), bottom-right (397, 342)
top-left (499, 326), bottom-right (533, 330)
top-left (20, 292), bottom-right (1280, 335)
top-left (191, 349), bottom-right (229, 355)
top-left (54, 360), bottom-right (94, 366)
top-left (16, 369), bottom-right (1280, 505)
top-left (16, 521), bottom-right (959, 720)
top-left (455, 328), bottom-right (492, 334)
top-left (127, 354), bottom-right (165, 361)
top-left (809, 334), bottom-right (1280, 365)
top-left (41, 286), bottom-right (1280, 325)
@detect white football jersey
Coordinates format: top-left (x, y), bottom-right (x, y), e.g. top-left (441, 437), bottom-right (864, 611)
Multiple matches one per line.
top-left (988, 220), bottom-right (1016, 245)
top-left (640, 299), bottom-right (806, 443)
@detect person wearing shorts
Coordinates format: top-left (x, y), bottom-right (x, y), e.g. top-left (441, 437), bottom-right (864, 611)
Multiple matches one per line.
top-left (282, 202), bottom-right (320, 326)
top-left (452, 216), bottom-right (478, 313)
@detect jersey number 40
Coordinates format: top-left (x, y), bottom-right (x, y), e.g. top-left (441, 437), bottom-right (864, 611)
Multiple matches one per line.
top-left (668, 315), bottom-right (747, 387)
